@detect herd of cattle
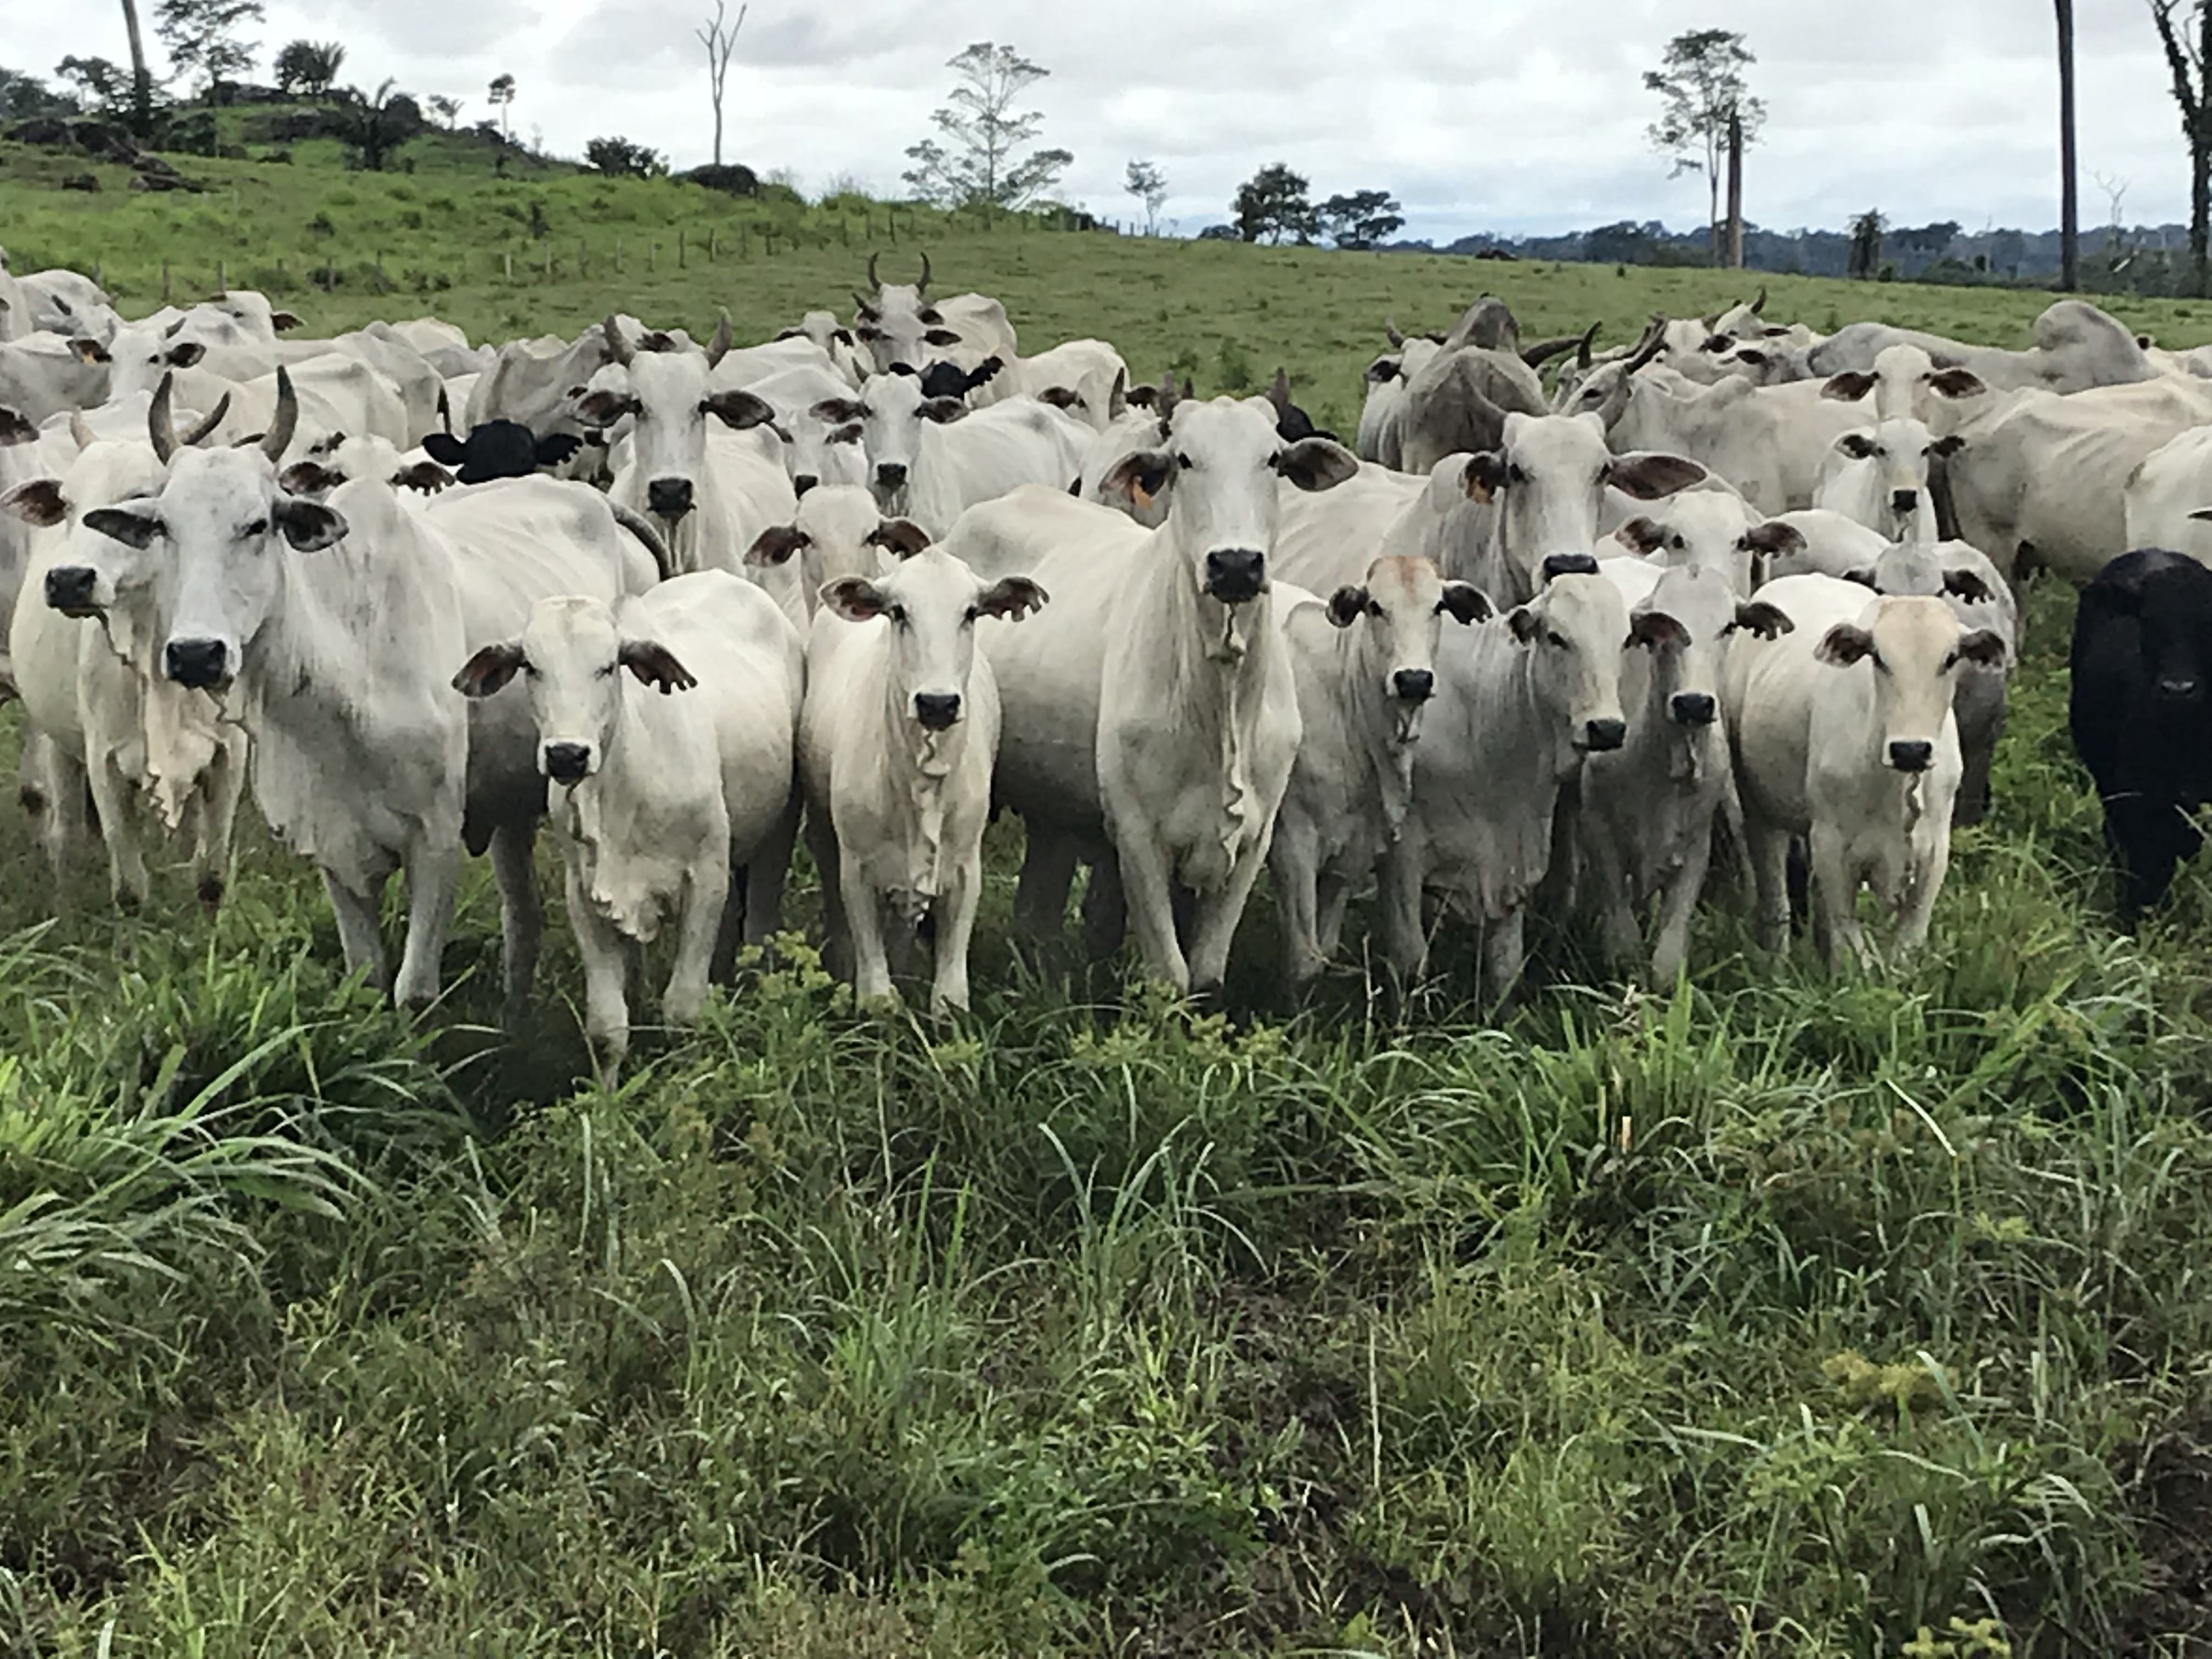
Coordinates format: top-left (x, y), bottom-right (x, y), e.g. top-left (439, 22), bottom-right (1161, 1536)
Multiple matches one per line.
top-left (2, 252), bottom-right (2211, 1053)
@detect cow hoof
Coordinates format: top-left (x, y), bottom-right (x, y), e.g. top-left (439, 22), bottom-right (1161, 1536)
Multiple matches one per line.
top-left (198, 874), bottom-right (226, 907)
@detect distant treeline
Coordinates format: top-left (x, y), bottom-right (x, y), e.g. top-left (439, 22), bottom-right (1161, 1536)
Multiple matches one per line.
top-left (1386, 219), bottom-right (2200, 296)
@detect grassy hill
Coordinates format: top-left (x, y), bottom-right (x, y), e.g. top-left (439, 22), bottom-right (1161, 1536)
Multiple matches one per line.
top-left (5, 139), bottom-right (2212, 1657)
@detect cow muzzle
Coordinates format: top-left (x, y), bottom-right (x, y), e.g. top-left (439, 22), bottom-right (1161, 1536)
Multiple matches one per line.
top-left (165, 637), bottom-right (230, 690)
top-left (1392, 669), bottom-right (1435, 704)
top-left (1887, 739), bottom-right (1935, 773)
top-left (543, 741), bottom-right (593, 783)
top-left (874, 462), bottom-right (909, 492)
top-left (1581, 717), bottom-right (1628, 753)
top-left (793, 473), bottom-right (819, 496)
top-left (2158, 674), bottom-right (2203, 704)
top-left (44, 566), bottom-right (101, 618)
top-left (914, 691), bottom-right (962, 731)
top-left (646, 477), bottom-right (695, 520)
top-left (1670, 691), bottom-right (1717, 726)
top-left (1891, 489), bottom-right (1920, 517)
top-left (1204, 548), bottom-right (1266, 604)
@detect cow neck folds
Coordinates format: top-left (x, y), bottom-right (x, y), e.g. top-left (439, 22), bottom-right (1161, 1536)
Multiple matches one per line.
top-left (1148, 528), bottom-right (1276, 868)
top-left (1339, 624), bottom-right (1419, 842)
top-left (878, 640), bottom-right (966, 911)
top-left (555, 681), bottom-right (698, 943)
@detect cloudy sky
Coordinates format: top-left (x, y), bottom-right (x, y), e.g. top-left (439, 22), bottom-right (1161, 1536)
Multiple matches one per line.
top-left (26, 0), bottom-right (2199, 242)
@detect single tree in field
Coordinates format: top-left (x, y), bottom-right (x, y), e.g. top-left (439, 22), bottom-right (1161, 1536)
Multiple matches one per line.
top-left (1847, 210), bottom-right (1886, 280)
top-left (2151, 0), bottom-right (2212, 297)
top-left (55, 55), bottom-right (129, 115)
top-left (1318, 189), bottom-right (1405, 250)
top-left (1233, 162), bottom-right (1316, 244)
top-left (155, 0), bottom-right (266, 99)
top-left (338, 78), bottom-right (414, 171)
top-left (586, 136), bottom-right (668, 178)
top-left (427, 93), bottom-right (462, 129)
top-left (1124, 159), bottom-right (1169, 235)
top-left (488, 71), bottom-right (517, 140)
top-left (696, 0), bottom-right (746, 169)
top-left (902, 42), bottom-right (1073, 211)
top-left (1645, 28), bottom-right (1765, 264)
top-left (274, 40), bottom-right (344, 99)
top-left (117, 0), bottom-right (156, 134)
top-left (2056, 0), bottom-right (2079, 290)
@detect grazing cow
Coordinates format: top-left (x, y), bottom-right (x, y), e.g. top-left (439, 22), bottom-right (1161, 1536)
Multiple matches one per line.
top-left (1838, 537), bottom-right (2016, 827)
top-left (801, 542), bottom-right (1048, 1011)
top-left (953, 400), bottom-right (1361, 990)
top-left (1379, 556), bottom-right (1630, 1001)
top-left (1268, 557), bottom-right (1491, 984)
top-left (2070, 548), bottom-right (2212, 913)
top-left (853, 252), bottom-right (1019, 376)
top-left (828, 371), bottom-right (1091, 538)
top-left (1605, 489), bottom-right (1807, 594)
top-left (1813, 418), bottom-right (1961, 543)
top-left (744, 487), bottom-right (924, 620)
top-left (1581, 565), bottom-right (1792, 985)
top-left (1819, 343), bottom-right (1991, 438)
top-left (576, 317), bottom-right (794, 586)
top-left (421, 420), bottom-right (585, 485)
top-left (455, 572), bottom-right (804, 1059)
top-left (1808, 300), bottom-right (2158, 394)
top-left (1724, 573), bottom-right (2005, 968)
top-left (3, 409), bottom-right (246, 906)
top-left (2123, 425), bottom-right (2212, 565)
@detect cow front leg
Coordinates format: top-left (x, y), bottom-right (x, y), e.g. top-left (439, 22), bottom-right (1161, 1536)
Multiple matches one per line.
top-left (1746, 817), bottom-right (1792, 957)
top-left (1189, 845), bottom-right (1268, 996)
top-left (1269, 823), bottom-right (1327, 985)
top-left (1012, 830), bottom-right (1079, 940)
top-left (87, 751), bottom-right (149, 911)
top-left (488, 822), bottom-right (543, 1019)
top-left (930, 853), bottom-right (985, 1015)
top-left (393, 838), bottom-right (461, 1009)
top-left (741, 792), bottom-right (799, 949)
top-left (1376, 839), bottom-right (1427, 984)
top-left (566, 862), bottom-right (633, 1068)
top-left (1114, 822), bottom-right (1192, 993)
top-left (841, 850), bottom-right (898, 1007)
top-left (1807, 822), bottom-right (1869, 973)
top-left (805, 804), bottom-right (851, 981)
top-left (1648, 823), bottom-right (1714, 990)
top-left (321, 866), bottom-right (391, 994)
top-left (190, 732), bottom-right (249, 906)
top-left (1481, 906), bottom-right (1528, 1011)
top-left (664, 855), bottom-right (728, 1028)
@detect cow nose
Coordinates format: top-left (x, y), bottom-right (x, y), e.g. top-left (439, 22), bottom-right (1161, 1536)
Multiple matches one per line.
top-left (646, 477), bottom-right (694, 518)
top-left (1393, 669), bottom-right (1435, 703)
top-left (1891, 489), bottom-right (1920, 516)
top-left (793, 473), bottom-right (819, 496)
top-left (1204, 547), bottom-right (1266, 601)
top-left (543, 742), bottom-right (592, 782)
top-left (44, 566), bottom-right (99, 616)
top-left (1584, 717), bottom-right (1627, 752)
top-left (913, 691), bottom-right (962, 730)
top-left (1670, 691), bottom-right (1717, 726)
top-left (164, 637), bottom-right (228, 689)
top-left (1888, 740), bottom-right (1935, 773)
top-left (875, 462), bottom-right (909, 490)
top-left (2159, 675), bottom-right (2201, 701)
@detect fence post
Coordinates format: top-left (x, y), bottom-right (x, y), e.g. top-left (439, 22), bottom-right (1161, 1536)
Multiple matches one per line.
top-left (579, 238), bottom-right (587, 277)
top-left (162, 261), bottom-right (171, 302)
top-left (375, 252), bottom-right (386, 292)
top-left (216, 258), bottom-right (226, 291)
top-left (840, 218), bottom-right (850, 246)
top-left (679, 229), bottom-right (686, 268)
top-left (544, 241), bottom-right (552, 281)
top-left (888, 212), bottom-right (899, 246)
top-left (504, 250), bottom-right (513, 283)
top-left (708, 226), bottom-right (717, 262)
top-left (648, 240), bottom-right (657, 272)
top-left (93, 259), bottom-right (103, 289)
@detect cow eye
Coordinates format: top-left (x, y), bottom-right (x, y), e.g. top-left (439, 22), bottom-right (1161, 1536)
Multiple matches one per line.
top-left (1871, 651), bottom-right (1889, 675)
top-left (244, 518), bottom-right (268, 537)
top-left (1509, 464), bottom-right (1529, 485)
top-left (1940, 651), bottom-right (1959, 673)
top-left (889, 604), bottom-right (910, 628)
top-left (1176, 452), bottom-right (1195, 470)
top-left (1671, 535), bottom-right (1685, 550)
top-left (1545, 629), bottom-right (1570, 649)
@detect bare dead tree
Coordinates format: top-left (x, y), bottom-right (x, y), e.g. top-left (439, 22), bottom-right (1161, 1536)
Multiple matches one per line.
top-left (2058, 0), bottom-right (2079, 290)
top-left (2150, 0), bottom-right (2212, 296)
top-left (697, 0), bottom-right (747, 169)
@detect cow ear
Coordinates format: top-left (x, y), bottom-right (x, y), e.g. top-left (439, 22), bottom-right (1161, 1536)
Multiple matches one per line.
top-left (1943, 568), bottom-right (1996, 605)
top-left (833, 328), bottom-right (855, 347)
top-left (0, 406), bottom-right (38, 447)
top-left (1731, 600), bottom-right (1794, 640)
top-left (70, 337), bottom-right (111, 364)
top-left (168, 341), bottom-right (206, 369)
top-left (574, 390), bottom-right (636, 428)
top-left (421, 431), bottom-right (467, 465)
top-left (1627, 610), bottom-right (1689, 651)
top-left (922, 328), bottom-right (963, 347)
top-left (395, 461), bottom-right (456, 494)
top-left (453, 641), bottom-right (526, 697)
top-left (1274, 437), bottom-right (1358, 493)
top-left (1841, 565), bottom-right (1879, 590)
top-left (1955, 627), bottom-right (2008, 669)
top-left (1037, 387), bottom-right (1085, 412)
top-left (772, 326), bottom-right (804, 341)
top-left (1838, 431), bottom-right (1880, 461)
top-left (829, 422), bottom-right (865, 445)
top-left (975, 575), bottom-right (1048, 620)
top-left (1102, 449), bottom-right (1176, 512)
top-left (918, 397), bottom-right (969, 425)
top-left (855, 324), bottom-right (883, 343)
top-left (823, 577), bottom-right (890, 623)
top-left (1542, 552), bottom-right (1600, 583)
top-left (747, 525), bottom-right (810, 566)
top-left (277, 460), bottom-right (340, 495)
top-left (1739, 520), bottom-right (1807, 556)
top-left (1, 478), bottom-right (67, 527)
top-left (1606, 452), bottom-right (1706, 500)
top-left (1462, 452), bottom-right (1507, 504)
top-left (1364, 357), bottom-right (1401, 385)
top-left (866, 518), bottom-right (931, 559)
top-left (535, 431), bottom-right (583, 466)
top-left (619, 639), bottom-right (698, 693)
top-left (1815, 623), bottom-right (1876, 667)
top-left (1506, 606), bottom-right (1541, 644)
top-left (1929, 434), bottom-right (1966, 459)
top-left (2190, 509), bottom-right (2212, 523)
top-left (1325, 586), bottom-right (1373, 628)
top-left (1929, 368), bottom-right (1988, 399)
top-left (84, 503), bottom-right (161, 550)
top-left (273, 495), bottom-right (348, 551)
top-left (271, 311), bottom-right (304, 332)
top-left (1821, 371), bottom-right (1876, 402)
top-left (811, 397), bottom-right (868, 425)
top-left (1613, 516), bottom-right (1665, 554)
top-left (1437, 582), bottom-right (1493, 625)
top-left (1734, 348), bottom-right (1769, 369)
top-left (853, 294), bottom-right (878, 319)
top-left (702, 390), bottom-right (774, 430)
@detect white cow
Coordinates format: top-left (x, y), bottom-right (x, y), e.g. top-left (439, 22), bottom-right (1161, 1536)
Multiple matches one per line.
top-left (852, 255), bottom-right (1018, 377)
top-left (1357, 336), bottom-right (1444, 469)
top-left (1581, 564), bottom-right (1791, 986)
top-left (454, 572), bottom-right (804, 1059)
top-left (2125, 424), bottom-right (2212, 564)
top-left (18, 269), bottom-right (120, 343)
top-left (802, 546), bottom-right (1049, 1012)
top-left (1723, 573), bottom-right (2007, 969)
top-left (1604, 488), bottom-right (1807, 594)
top-left (1379, 557), bottom-right (1630, 1001)
top-left (1813, 417), bottom-right (1959, 543)
top-left (968, 339), bottom-right (1130, 429)
top-left (744, 488), bottom-right (919, 621)
top-left (952, 400), bottom-right (1361, 990)
top-left (1768, 509), bottom-right (1894, 582)
top-left (1269, 556), bottom-right (1491, 984)
top-left (776, 311), bottom-right (872, 387)
top-left (1819, 343), bottom-right (1991, 439)
top-left (836, 372), bottom-right (1091, 539)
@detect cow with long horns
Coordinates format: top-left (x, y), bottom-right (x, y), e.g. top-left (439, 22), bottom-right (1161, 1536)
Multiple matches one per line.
top-left (851, 251), bottom-right (1019, 380)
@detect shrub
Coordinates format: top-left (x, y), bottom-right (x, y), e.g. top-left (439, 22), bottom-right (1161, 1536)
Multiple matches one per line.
top-left (585, 136), bottom-right (667, 179)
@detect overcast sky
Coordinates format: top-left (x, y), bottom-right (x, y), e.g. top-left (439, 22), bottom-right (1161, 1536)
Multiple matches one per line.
top-left (25, 0), bottom-right (2199, 241)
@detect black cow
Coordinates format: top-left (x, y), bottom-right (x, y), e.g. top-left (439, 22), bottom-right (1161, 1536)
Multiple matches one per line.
top-left (915, 356), bottom-right (1004, 403)
top-left (2070, 548), bottom-right (2212, 913)
top-left (422, 420), bottom-right (584, 485)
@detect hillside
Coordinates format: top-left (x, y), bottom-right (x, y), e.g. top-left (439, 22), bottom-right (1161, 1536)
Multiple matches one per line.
top-left (6, 139), bottom-right (2212, 1657)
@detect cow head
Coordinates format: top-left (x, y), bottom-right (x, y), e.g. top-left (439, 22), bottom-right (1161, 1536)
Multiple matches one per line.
top-left (1814, 595), bottom-right (2006, 772)
top-left (1613, 494), bottom-right (1805, 595)
top-left (1821, 343), bottom-right (1989, 433)
top-left (1826, 417), bottom-right (1960, 540)
top-left (1503, 558), bottom-right (1631, 757)
top-left (578, 317), bottom-right (771, 528)
top-left (421, 419), bottom-right (582, 485)
top-left (94, 320), bottom-right (211, 403)
top-left (453, 594), bottom-right (695, 783)
top-left (745, 487), bottom-right (924, 618)
top-left (1623, 563), bottom-right (1792, 731)
top-left (1325, 554), bottom-right (1491, 744)
top-left (774, 405), bottom-right (869, 497)
top-left (279, 433), bottom-right (455, 499)
top-left (821, 543), bottom-right (1047, 735)
top-left (1, 438), bottom-right (170, 628)
top-left (845, 372), bottom-right (971, 515)
top-left (1097, 396), bottom-right (1358, 611)
top-left (854, 251), bottom-right (958, 374)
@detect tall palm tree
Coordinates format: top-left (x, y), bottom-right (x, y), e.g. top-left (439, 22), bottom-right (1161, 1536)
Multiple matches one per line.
top-left (2058, 0), bottom-right (2080, 290)
top-left (118, 0), bottom-right (154, 136)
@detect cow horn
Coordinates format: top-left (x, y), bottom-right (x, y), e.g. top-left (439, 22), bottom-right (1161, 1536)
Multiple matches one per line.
top-left (1267, 367), bottom-right (1291, 410)
top-left (1623, 313), bottom-right (1669, 376)
top-left (1385, 317), bottom-right (1407, 348)
top-left (1752, 283), bottom-right (1768, 315)
top-left (69, 411), bottom-right (95, 453)
top-left (1521, 332), bottom-right (1592, 369)
top-left (261, 367), bottom-right (298, 462)
top-left (1576, 320), bottom-right (1600, 370)
top-left (149, 370), bottom-right (181, 464)
top-left (183, 392), bottom-right (231, 448)
top-left (866, 251), bottom-right (882, 291)
top-left (705, 311), bottom-right (732, 370)
top-left (601, 314), bottom-right (634, 369)
top-left (917, 250), bottom-right (932, 293)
